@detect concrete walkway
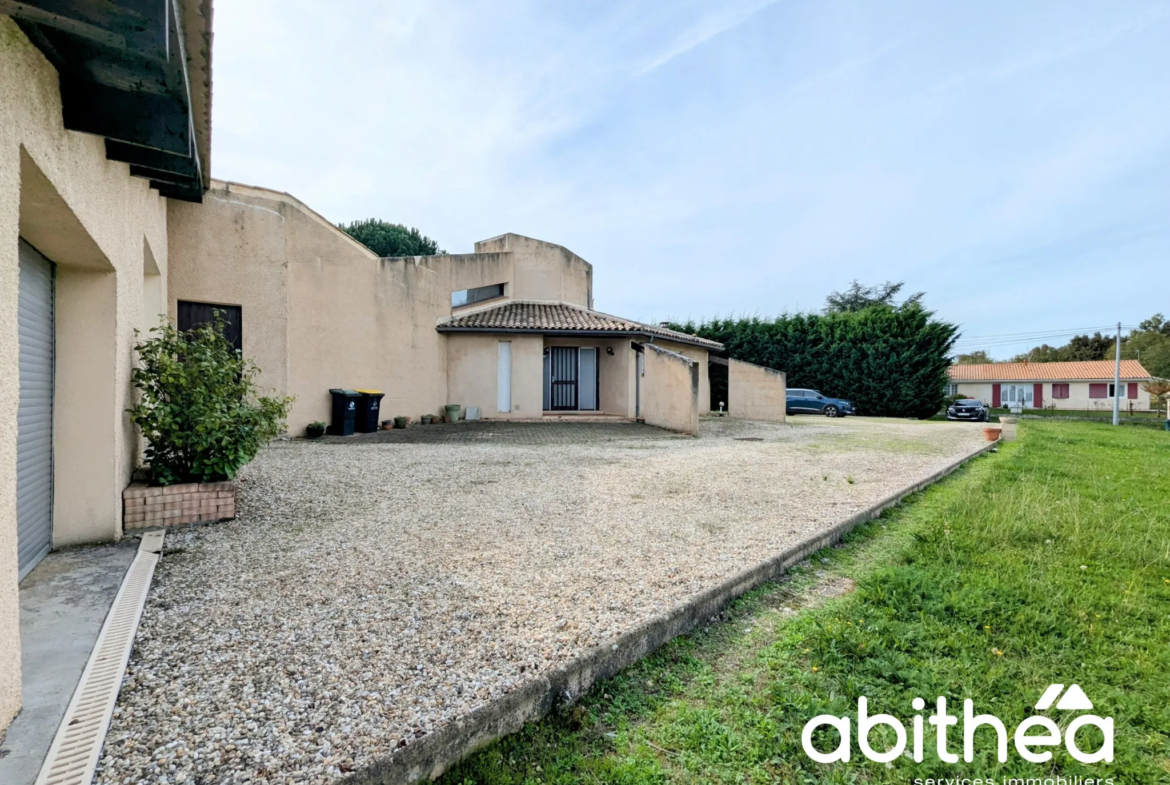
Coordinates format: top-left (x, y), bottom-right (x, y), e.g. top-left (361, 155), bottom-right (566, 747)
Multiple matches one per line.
top-left (0, 541), bottom-right (137, 785)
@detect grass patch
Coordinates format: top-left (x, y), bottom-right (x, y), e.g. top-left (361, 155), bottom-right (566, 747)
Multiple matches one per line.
top-left (441, 421), bottom-right (1170, 784)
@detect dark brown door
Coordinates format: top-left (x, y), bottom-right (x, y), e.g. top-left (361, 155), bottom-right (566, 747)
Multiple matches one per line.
top-left (177, 300), bottom-right (242, 353)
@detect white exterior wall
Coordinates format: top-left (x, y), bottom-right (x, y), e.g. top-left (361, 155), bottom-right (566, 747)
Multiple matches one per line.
top-left (954, 381), bottom-right (1152, 411)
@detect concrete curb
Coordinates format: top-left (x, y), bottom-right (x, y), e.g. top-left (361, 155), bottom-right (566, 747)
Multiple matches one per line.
top-left (347, 440), bottom-right (998, 785)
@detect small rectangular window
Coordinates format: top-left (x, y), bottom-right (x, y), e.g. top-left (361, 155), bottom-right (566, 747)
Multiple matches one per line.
top-left (1089, 383), bottom-right (1107, 399)
top-left (1052, 383), bottom-right (1069, 399)
top-left (452, 283), bottom-right (505, 307)
top-left (946, 383), bottom-right (959, 396)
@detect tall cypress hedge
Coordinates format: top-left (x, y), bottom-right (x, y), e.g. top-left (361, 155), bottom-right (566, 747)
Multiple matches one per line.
top-left (672, 304), bottom-right (958, 419)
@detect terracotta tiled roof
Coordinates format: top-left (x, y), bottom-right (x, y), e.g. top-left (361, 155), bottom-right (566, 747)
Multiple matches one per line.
top-left (949, 360), bottom-right (1150, 382)
top-left (438, 301), bottom-right (724, 350)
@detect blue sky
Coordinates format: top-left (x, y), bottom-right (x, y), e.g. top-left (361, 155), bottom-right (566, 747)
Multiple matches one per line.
top-left (211, 1), bottom-right (1170, 359)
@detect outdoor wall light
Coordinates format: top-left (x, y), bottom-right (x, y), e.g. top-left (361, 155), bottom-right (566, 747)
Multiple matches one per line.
top-left (606, 346), bottom-right (614, 355)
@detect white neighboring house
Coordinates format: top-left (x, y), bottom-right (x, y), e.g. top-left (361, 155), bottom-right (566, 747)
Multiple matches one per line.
top-left (947, 360), bottom-right (1154, 412)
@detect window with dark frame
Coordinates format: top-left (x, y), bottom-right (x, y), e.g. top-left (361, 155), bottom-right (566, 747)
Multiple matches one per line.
top-left (451, 283), bottom-right (506, 308)
top-left (1052, 383), bottom-right (1069, 399)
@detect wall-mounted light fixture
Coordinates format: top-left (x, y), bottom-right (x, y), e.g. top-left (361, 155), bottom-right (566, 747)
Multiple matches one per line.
top-left (605, 346), bottom-right (614, 355)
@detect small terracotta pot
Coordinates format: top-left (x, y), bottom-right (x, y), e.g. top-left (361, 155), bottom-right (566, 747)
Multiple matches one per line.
top-left (982, 427), bottom-right (1002, 442)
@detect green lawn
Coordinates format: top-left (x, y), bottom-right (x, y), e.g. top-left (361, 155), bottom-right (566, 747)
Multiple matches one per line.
top-left (441, 421), bottom-right (1170, 784)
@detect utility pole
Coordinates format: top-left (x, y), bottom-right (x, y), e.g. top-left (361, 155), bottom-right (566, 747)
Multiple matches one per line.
top-left (1112, 321), bottom-right (1121, 426)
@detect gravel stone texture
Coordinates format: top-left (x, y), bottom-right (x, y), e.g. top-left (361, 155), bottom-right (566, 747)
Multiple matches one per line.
top-left (95, 417), bottom-right (986, 785)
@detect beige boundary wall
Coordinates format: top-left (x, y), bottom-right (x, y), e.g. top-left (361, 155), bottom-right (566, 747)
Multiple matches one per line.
top-left (728, 359), bottom-right (787, 423)
top-left (655, 341), bottom-right (710, 415)
top-left (954, 381), bottom-right (1152, 411)
top-left (641, 344), bottom-right (699, 435)
top-left (168, 184), bottom-right (594, 431)
top-left (1, 16), bottom-right (169, 730)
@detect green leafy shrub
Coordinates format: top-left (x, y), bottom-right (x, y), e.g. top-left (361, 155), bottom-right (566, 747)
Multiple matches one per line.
top-left (128, 318), bottom-right (293, 485)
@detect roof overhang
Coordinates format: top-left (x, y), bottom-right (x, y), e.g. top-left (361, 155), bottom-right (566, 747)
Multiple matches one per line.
top-left (4, 0), bottom-right (213, 202)
top-left (437, 325), bottom-right (722, 350)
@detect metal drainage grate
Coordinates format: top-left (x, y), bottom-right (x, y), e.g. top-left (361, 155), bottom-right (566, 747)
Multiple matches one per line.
top-left (34, 531), bottom-right (164, 785)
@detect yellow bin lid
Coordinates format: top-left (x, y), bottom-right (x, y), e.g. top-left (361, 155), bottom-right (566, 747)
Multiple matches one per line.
top-left (354, 389), bottom-right (382, 394)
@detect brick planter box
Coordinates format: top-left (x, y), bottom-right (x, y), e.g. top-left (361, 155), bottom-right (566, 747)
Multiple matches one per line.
top-left (123, 480), bottom-right (236, 530)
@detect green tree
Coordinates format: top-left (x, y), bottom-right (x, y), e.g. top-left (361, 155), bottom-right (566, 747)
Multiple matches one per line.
top-left (339, 218), bottom-right (444, 257)
top-left (1123, 314), bottom-right (1170, 379)
top-left (128, 317), bottom-right (293, 485)
top-left (1137, 313), bottom-right (1170, 335)
top-left (824, 280), bottom-right (923, 314)
top-left (675, 299), bottom-right (957, 419)
top-left (1009, 332), bottom-right (1115, 363)
top-left (956, 350), bottom-right (993, 364)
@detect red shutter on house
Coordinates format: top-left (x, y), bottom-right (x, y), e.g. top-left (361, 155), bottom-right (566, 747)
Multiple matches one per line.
top-left (1128, 382), bottom-right (1137, 399)
top-left (992, 383), bottom-right (1001, 408)
top-left (1089, 383), bottom-right (1107, 399)
top-left (1033, 383), bottom-right (1043, 409)
top-left (1057, 383), bottom-right (1070, 399)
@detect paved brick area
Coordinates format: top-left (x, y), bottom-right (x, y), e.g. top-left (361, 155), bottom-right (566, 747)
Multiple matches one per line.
top-left (316, 420), bottom-right (681, 445)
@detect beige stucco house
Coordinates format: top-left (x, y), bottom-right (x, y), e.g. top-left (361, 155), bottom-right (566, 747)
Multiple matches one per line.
top-left (166, 184), bottom-right (722, 432)
top-left (1, 1), bottom-right (792, 739)
top-left (948, 360), bottom-right (1154, 411)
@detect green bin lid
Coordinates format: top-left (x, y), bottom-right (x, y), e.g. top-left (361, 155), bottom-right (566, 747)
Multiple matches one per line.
top-left (329, 388), bottom-right (359, 395)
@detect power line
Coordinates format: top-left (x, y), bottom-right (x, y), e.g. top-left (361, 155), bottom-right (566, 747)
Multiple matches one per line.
top-left (953, 325), bottom-right (1123, 341)
top-left (953, 325), bottom-right (1141, 349)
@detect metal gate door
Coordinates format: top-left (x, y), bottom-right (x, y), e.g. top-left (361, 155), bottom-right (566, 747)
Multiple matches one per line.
top-left (17, 240), bottom-right (54, 581)
top-left (549, 347), bottom-right (579, 410)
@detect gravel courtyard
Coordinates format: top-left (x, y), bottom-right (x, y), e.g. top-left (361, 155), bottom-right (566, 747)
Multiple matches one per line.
top-left (96, 418), bottom-right (987, 785)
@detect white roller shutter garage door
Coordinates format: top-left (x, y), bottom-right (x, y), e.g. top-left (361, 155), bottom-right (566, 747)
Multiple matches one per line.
top-left (17, 239), bottom-right (54, 581)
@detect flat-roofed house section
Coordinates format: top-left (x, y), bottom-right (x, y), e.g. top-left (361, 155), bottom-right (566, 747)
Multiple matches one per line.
top-left (948, 360), bottom-right (1154, 411)
top-left (473, 233), bottom-right (592, 308)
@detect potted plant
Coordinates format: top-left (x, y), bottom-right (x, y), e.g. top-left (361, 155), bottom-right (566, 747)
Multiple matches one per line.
top-left (421, 413), bottom-right (434, 425)
top-left (394, 415), bottom-right (409, 429)
top-left (382, 419), bottom-right (395, 430)
top-left (124, 317), bottom-right (292, 531)
top-left (982, 426), bottom-right (1002, 441)
top-left (306, 421), bottom-right (326, 438)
